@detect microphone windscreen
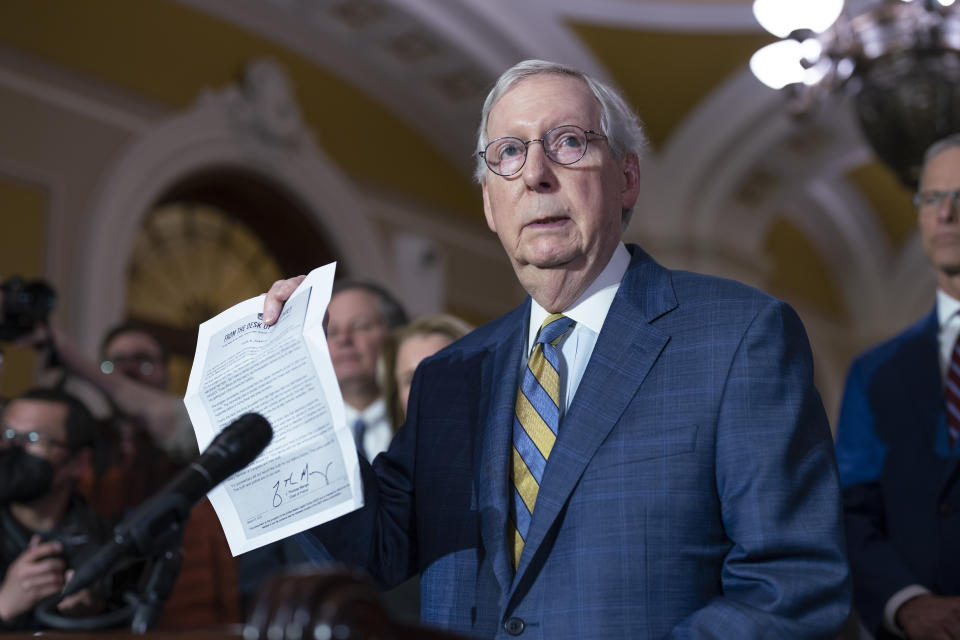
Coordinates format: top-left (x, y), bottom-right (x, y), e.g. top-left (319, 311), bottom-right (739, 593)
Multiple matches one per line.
top-left (203, 413), bottom-right (273, 483)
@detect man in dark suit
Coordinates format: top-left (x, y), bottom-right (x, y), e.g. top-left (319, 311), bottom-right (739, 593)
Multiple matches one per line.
top-left (265, 59), bottom-right (849, 638)
top-left (836, 135), bottom-right (960, 639)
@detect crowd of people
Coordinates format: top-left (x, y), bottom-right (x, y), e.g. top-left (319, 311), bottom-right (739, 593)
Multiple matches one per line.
top-left (0, 271), bottom-right (470, 631)
top-left (2, 56), bottom-right (959, 639)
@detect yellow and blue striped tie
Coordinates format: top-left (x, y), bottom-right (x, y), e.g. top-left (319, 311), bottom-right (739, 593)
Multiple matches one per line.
top-left (510, 313), bottom-right (575, 569)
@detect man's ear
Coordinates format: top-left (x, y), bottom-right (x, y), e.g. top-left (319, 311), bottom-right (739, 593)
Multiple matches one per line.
top-left (481, 182), bottom-right (497, 233)
top-left (620, 152), bottom-right (641, 211)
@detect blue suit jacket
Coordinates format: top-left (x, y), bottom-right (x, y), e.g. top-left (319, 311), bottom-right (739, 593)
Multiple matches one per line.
top-left (835, 307), bottom-right (960, 637)
top-left (303, 245), bottom-right (850, 639)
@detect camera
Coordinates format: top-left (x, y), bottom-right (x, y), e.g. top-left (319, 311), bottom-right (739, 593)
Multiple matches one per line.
top-left (41, 531), bottom-right (92, 570)
top-left (0, 277), bottom-right (56, 341)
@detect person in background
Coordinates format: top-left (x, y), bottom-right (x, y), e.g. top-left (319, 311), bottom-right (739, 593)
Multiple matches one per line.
top-left (23, 321), bottom-right (184, 508)
top-left (99, 323), bottom-right (196, 460)
top-left (835, 134), bottom-right (960, 640)
top-left (0, 388), bottom-right (107, 631)
top-left (22, 321), bottom-right (240, 628)
top-left (23, 322), bottom-right (194, 464)
top-left (326, 280), bottom-right (408, 461)
top-left (379, 314), bottom-right (473, 430)
top-left (82, 324), bottom-right (182, 515)
top-left (96, 323), bottom-right (239, 628)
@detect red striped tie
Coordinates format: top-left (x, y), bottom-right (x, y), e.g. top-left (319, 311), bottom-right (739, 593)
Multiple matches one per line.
top-left (947, 334), bottom-right (960, 448)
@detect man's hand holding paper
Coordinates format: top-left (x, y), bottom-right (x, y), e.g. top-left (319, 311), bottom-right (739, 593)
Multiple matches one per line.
top-left (183, 263), bottom-right (362, 556)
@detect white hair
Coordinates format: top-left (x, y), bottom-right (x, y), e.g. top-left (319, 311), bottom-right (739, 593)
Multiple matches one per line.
top-left (922, 133), bottom-right (960, 177)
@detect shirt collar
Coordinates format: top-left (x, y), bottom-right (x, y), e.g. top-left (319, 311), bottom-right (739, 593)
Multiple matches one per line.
top-left (937, 289), bottom-right (960, 330)
top-left (528, 242), bottom-right (630, 354)
top-left (344, 396), bottom-right (386, 425)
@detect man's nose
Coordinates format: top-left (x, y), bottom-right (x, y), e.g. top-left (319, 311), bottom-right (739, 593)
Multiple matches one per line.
top-left (522, 141), bottom-right (556, 190)
top-left (937, 194), bottom-right (960, 222)
top-left (330, 328), bottom-right (354, 344)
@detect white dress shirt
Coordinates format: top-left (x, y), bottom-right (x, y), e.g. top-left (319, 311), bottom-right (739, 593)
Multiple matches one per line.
top-left (344, 396), bottom-right (393, 461)
top-left (882, 289), bottom-right (960, 636)
top-left (525, 242), bottom-right (630, 415)
top-left (937, 289), bottom-right (960, 378)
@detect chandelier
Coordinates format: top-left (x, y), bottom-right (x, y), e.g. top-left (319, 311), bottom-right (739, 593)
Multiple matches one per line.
top-left (750, 0), bottom-right (960, 187)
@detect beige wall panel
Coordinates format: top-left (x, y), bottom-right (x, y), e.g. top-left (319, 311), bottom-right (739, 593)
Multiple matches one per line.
top-left (0, 82), bottom-right (134, 342)
top-left (368, 213), bottom-right (522, 328)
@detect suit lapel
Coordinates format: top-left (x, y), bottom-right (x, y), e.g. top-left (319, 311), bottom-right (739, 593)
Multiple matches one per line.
top-left (894, 309), bottom-right (960, 494)
top-left (511, 248), bottom-right (677, 591)
top-left (915, 308), bottom-right (960, 492)
top-left (476, 302), bottom-right (529, 599)
top-left (904, 311), bottom-right (943, 442)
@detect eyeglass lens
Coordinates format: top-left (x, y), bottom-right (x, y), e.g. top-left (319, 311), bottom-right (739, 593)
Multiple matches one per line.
top-left (2, 427), bottom-right (66, 449)
top-left (101, 352), bottom-right (159, 376)
top-left (915, 189), bottom-right (960, 210)
top-left (483, 125), bottom-right (594, 176)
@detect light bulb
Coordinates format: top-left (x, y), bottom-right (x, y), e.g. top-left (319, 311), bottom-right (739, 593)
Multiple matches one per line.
top-left (800, 37), bottom-right (824, 63)
top-left (753, 0), bottom-right (844, 38)
top-left (750, 40), bottom-right (806, 89)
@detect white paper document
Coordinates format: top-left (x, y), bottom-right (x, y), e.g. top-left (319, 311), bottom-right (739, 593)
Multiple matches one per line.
top-left (183, 262), bottom-right (362, 556)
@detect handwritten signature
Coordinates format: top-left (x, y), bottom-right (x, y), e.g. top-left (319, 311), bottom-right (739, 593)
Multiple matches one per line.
top-left (272, 460), bottom-right (334, 507)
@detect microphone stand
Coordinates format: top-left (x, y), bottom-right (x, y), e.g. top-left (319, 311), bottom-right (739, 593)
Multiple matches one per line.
top-left (129, 526), bottom-right (184, 634)
top-left (39, 494), bottom-right (192, 633)
top-left (121, 494), bottom-right (191, 633)
top-left (58, 412), bottom-right (272, 632)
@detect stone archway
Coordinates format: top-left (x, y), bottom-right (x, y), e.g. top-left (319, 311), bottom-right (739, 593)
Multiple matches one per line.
top-left (77, 60), bottom-right (386, 352)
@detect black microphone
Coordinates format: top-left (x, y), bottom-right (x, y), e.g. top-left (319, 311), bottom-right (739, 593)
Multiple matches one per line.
top-left (62, 412), bottom-right (272, 597)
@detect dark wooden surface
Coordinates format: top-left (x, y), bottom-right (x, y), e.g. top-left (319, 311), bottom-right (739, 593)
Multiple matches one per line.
top-left (31, 626), bottom-right (242, 639)
top-left (28, 567), bottom-right (476, 639)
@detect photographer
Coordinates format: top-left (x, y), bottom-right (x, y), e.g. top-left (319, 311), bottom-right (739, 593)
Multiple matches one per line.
top-left (0, 387), bottom-right (108, 631)
top-left (0, 278), bottom-right (193, 463)
top-left (1, 284), bottom-right (239, 629)
top-left (36, 323), bottom-right (195, 464)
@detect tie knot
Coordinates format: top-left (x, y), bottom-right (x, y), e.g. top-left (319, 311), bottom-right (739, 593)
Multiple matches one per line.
top-left (536, 313), bottom-right (575, 347)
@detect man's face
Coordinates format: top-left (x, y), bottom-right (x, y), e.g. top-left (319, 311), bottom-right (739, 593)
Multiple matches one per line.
top-left (326, 289), bottom-right (388, 392)
top-left (104, 331), bottom-right (168, 390)
top-left (1, 399), bottom-right (75, 492)
top-left (919, 146), bottom-right (960, 276)
top-left (481, 74), bottom-right (640, 292)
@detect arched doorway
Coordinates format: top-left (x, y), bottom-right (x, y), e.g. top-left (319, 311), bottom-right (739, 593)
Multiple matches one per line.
top-left (125, 168), bottom-right (336, 392)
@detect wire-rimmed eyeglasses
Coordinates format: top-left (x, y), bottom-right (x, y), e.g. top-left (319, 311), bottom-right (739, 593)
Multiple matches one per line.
top-left (1, 426), bottom-right (70, 451)
top-left (100, 351), bottom-right (161, 376)
top-left (914, 189), bottom-right (960, 213)
top-left (478, 124), bottom-right (607, 177)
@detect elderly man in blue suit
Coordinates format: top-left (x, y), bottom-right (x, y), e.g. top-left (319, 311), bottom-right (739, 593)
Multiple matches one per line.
top-left (835, 135), bottom-right (960, 640)
top-left (264, 59), bottom-right (849, 638)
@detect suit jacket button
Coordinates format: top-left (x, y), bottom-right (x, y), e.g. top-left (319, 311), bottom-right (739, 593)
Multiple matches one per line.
top-left (504, 617), bottom-right (525, 635)
top-left (940, 503), bottom-right (954, 516)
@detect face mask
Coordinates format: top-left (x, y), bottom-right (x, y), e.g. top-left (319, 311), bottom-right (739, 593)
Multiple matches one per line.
top-left (0, 446), bottom-right (55, 504)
